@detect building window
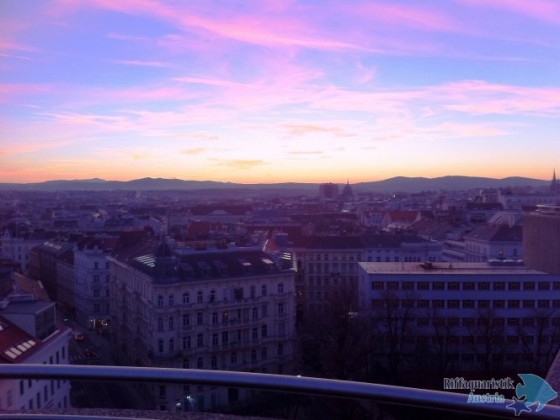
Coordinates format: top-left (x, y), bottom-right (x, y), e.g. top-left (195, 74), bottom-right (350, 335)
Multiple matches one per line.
top-left (183, 359), bottom-right (190, 369)
top-left (212, 334), bottom-right (218, 347)
top-left (433, 300), bottom-right (444, 308)
top-left (448, 282), bottom-right (460, 290)
top-left (277, 303), bottom-right (285, 316)
top-left (230, 352), bottom-right (237, 364)
top-left (212, 312), bottom-right (218, 325)
top-left (261, 285), bottom-right (267, 296)
top-left (197, 312), bottom-right (203, 325)
top-left (168, 295), bottom-right (174, 306)
top-left (210, 290), bottom-right (216, 302)
top-left (417, 300), bottom-right (429, 308)
top-left (211, 355), bottom-right (218, 369)
top-left (522, 300), bottom-right (535, 309)
top-left (169, 339), bottom-right (174, 353)
top-left (508, 282), bottom-right (520, 290)
top-left (538, 282), bottom-right (550, 291)
top-left (261, 324), bottom-right (268, 337)
top-left (478, 282), bottom-right (490, 291)
top-left (493, 300), bottom-right (505, 309)
top-left (252, 307), bottom-right (258, 320)
top-left (158, 339), bottom-right (164, 353)
top-left (182, 336), bottom-right (191, 350)
top-left (418, 282), bottom-right (429, 290)
top-left (197, 291), bottom-right (203, 303)
top-left (463, 300), bottom-right (475, 309)
top-left (478, 300), bottom-right (490, 309)
top-left (463, 282), bottom-right (475, 290)
top-left (197, 357), bottom-right (203, 369)
top-left (157, 295), bottom-right (163, 307)
top-left (168, 316), bottom-right (174, 330)
top-left (278, 283), bottom-right (284, 294)
top-left (387, 281), bottom-right (399, 290)
top-left (182, 293), bottom-right (189, 304)
top-left (277, 343), bottom-right (284, 356)
top-left (433, 282), bottom-right (444, 290)
top-left (507, 317), bottom-right (520, 327)
top-left (523, 282), bottom-right (535, 291)
top-left (448, 300), bottom-right (460, 309)
top-left (158, 317), bottom-right (164, 331)
top-left (197, 334), bottom-right (203, 348)
top-left (372, 281), bottom-right (384, 290)
top-left (493, 282), bottom-right (505, 291)
top-left (222, 331), bottom-right (229, 345)
top-left (252, 328), bottom-right (258, 341)
top-left (250, 286), bottom-right (255, 298)
top-left (538, 300), bottom-right (550, 309)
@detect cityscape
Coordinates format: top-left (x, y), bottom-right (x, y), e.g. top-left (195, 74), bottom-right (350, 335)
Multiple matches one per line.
top-left (1, 178), bottom-right (560, 417)
top-left (2, 0), bottom-right (560, 418)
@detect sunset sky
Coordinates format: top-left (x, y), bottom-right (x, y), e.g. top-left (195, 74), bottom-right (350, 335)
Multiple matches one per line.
top-left (2, 0), bottom-right (560, 184)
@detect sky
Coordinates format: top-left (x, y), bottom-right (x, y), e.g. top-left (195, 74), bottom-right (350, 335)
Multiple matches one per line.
top-left (1, 0), bottom-right (560, 184)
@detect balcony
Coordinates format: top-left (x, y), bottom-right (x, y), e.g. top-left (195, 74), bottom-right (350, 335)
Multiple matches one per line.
top-left (1, 364), bottom-right (560, 419)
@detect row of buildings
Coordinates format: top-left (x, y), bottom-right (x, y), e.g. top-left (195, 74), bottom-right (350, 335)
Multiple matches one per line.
top-left (1, 182), bottom-right (560, 411)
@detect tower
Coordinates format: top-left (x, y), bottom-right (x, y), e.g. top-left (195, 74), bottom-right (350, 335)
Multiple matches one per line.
top-left (551, 168), bottom-right (560, 194)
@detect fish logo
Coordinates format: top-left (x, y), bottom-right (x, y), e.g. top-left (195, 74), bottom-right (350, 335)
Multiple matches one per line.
top-left (507, 374), bottom-right (557, 416)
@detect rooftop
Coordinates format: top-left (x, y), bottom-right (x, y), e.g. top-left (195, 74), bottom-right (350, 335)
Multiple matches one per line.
top-left (358, 261), bottom-right (549, 275)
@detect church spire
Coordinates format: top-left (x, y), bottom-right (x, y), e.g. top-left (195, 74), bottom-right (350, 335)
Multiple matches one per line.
top-left (551, 168), bottom-right (560, 193)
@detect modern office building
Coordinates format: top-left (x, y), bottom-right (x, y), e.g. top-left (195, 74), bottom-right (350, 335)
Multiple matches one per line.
top-left (358, 261), bottom-right (560, 375)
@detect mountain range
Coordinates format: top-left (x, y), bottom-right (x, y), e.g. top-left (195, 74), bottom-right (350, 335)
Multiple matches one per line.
top-left (0, 176), bottom-right (549, 194)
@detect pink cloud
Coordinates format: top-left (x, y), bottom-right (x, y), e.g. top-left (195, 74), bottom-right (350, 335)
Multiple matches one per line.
top-left (113, 59), bottom-right (171, 68)
top-left (344, 2), bottom-right (463, 32)
top-left (462, 0), bottom-right (560, 24)
top-left (0, 83), bottom-right (51, 100)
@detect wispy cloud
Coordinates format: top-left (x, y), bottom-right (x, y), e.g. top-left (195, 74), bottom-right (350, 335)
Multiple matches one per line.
top-left (113, 59), bottom-right (171, 68)
top-left (283, 124), bottom-right (355, 137)
top-left (214, 159), bottom-right (266, 170)
top-left (180, 147), bottom-right (206, 155)
top-left (461, 0), bottom-right (560, 24)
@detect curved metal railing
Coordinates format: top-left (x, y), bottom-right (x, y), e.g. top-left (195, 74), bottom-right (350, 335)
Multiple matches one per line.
top-left (1, 364), bottom-right (559, 419)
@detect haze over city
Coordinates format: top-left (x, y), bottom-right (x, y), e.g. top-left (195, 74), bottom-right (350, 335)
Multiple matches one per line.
top-left (2, 0), bottom-right (560, 184)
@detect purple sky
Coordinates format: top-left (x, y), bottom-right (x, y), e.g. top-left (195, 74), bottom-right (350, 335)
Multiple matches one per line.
top-left (2, 0), bottom-right (560, 183)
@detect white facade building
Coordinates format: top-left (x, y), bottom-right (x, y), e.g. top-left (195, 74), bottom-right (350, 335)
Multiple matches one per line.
top-left (0, 302), bottom-right (71, 411)
top-left (1, 232), bottom-right (44, 274)
top-left (109, 241), bottom-right (296, 411)
top-left (74, 242), bottom-right (112, 329)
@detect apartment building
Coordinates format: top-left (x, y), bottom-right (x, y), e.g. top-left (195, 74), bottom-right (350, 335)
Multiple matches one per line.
top-left (109, 240), bottom-right (296, 411)
top-left (74, 238), bottom-right (116, 329)
top-left (292, 234), bottom-right (442, 319)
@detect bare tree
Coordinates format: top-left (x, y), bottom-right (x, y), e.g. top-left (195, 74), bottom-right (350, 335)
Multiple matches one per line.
top-left (468, 309), bottom-right (509, 375)
top-left (517, 309), bottom-right (560, 375)
top-left (299, 284), bottom-right (373, 381)
top-left (369, 290), bottom-right (417, 384)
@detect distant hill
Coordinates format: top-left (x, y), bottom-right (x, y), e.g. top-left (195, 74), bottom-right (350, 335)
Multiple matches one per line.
top-left (353, 176), bottom-right (549, 193)
top-left (0, 176), bottom-right (549, 193)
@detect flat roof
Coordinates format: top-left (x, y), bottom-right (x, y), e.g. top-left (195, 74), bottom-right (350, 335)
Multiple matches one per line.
top-left (358, 262), bottom-right (550, 276)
